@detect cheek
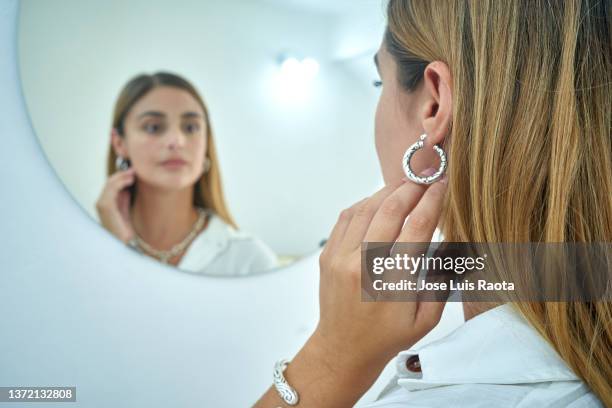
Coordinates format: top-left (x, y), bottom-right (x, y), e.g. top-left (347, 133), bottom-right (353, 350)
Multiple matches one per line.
top-left (374, 92), bottom-right (391, 160)
top-left (188, 135), bottom-right (206, 172)
top-left (125, 136), bottom-right (159, 169)
top-left (374, 91), bottom-right (407, 185)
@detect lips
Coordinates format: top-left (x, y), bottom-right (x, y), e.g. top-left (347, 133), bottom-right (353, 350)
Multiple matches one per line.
top-left (161, 159), bottom-right (187, 166)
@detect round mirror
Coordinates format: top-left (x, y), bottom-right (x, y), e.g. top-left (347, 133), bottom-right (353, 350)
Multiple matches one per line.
top-left (18, 0), bottom-right (385, 276)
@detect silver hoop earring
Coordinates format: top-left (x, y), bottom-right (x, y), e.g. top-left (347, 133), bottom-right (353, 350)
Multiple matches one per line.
top-left (402, 133), bottom-right (447, 184)
top-left (203, 157), bottom-right (211, 173)
top-left (115, 156), bottom-right (130, 171)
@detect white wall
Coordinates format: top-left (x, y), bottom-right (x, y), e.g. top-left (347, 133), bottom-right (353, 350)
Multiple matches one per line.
top-left (18, 0), bottom-right (384, 257)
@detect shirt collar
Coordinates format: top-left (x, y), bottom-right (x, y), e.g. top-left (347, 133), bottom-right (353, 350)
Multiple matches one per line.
top-left (178, 211), bottom-right (231, 272)
top-left (394, 303), bottom-right (578, 391)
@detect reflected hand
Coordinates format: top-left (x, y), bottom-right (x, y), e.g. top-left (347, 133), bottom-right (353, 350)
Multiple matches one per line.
top-left (95, 168), bottom-right (136, 243)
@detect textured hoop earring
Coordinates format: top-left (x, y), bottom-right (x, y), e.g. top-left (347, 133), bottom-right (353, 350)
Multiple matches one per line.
top-left (115, 156), bottom-right (130, 171)
top-left (203, 157), bottom-right (211, 173)
top-left (402, 133), bottom-right (447, 184)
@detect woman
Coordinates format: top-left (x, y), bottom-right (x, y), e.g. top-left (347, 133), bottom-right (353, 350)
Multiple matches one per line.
top-left (255, 0), bottom-right (610, 406)
top-left (96, 72), bottom-right (278, 275)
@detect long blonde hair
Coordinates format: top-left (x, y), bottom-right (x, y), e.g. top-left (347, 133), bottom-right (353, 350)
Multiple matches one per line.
top-left (386, 0), bottom-right (611, 404)
top-left (107, 72), bottom-right (237, 228)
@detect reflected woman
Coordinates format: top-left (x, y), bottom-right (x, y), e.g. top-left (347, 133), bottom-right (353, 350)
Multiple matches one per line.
top-left (96, 72), bottom-right (278, 275)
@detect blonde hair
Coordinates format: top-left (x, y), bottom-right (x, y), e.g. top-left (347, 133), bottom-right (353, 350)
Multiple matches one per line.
top-left (387, 0), bottom-right (611, 404)
top-left (107, 72), bottom-right (237, 228)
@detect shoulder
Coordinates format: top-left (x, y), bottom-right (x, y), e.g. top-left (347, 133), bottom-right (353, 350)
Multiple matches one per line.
top-left (208, 213), bottom-right (270, 249)
top-left (361, 303), bottom-right (604, 408)
top-left (363, 380), bottom-right (603, 408)
top-left (194, 212), bottom-right (279, 274)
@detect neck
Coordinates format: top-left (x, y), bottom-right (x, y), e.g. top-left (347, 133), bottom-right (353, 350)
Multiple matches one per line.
top-left (435, 227), bottom-right (502, 322)
top-left (462, 301), bottom-right (502, 321)
top-left (130, 182), bottom-right (199, 250)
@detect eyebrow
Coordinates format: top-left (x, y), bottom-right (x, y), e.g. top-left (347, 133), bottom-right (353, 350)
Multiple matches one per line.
top-left (137, 110), bottom-right (164, 119)
top-left (181, 112), bottom-right (203, 119)
top-left (374, 53), bottom-right (380, 72)
top-left (137, 111), bottom-right (203, 119)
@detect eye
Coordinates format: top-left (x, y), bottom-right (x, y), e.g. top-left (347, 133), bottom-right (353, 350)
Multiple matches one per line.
top-left (184, 123), bottom-right (201, 134)
top-left (373, 80), bottom-right (383, 88)
top-left (143, 122), bottom-right (163, 134)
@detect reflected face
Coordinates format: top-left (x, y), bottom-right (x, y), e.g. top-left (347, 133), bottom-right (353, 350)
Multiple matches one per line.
top-left (373, 42), bottom-right (437, 185)
top-left (118, 86), bottom-right (207, 191)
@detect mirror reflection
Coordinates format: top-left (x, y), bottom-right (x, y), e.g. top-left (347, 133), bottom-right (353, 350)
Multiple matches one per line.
top-left (18, 0), bottom-right (385, 276)
top-left (97, 72), bottom-right (278, 273)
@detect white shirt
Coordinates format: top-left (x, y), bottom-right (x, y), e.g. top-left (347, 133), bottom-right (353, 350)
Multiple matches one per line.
top-left (363, 303), bottom-right (603, 407)
top-left (178, 212), bottom-right (279, 276)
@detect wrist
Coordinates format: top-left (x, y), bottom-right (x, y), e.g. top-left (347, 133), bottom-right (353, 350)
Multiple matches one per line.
top-left (306, 329), bottom-right (394, 381)
top-left (278, 331), bottom-right (393, 407)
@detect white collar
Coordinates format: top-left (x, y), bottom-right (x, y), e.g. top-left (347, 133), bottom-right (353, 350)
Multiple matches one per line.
top-left (392, 303), bottom-right (578, 392)
top-left (178, 211), bottom-right (231, 271)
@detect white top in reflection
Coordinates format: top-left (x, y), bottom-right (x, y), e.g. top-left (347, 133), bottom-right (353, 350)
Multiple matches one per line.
top-left (178, 211), bottom-right (279, 276)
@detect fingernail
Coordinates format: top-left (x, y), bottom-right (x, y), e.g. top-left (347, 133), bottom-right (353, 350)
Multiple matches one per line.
top-left (420, 167), bottom-right (437, 177)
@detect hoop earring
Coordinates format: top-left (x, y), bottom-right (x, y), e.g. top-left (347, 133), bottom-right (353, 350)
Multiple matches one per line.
top-left (115, 156), bottom-right (130, 171)
top-left (402, 133), bottom-right (447, 184)
top-left (203, 157), bottom-right (211, 173)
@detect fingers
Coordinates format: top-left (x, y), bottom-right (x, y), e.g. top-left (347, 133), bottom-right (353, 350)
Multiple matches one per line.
top-left (107, 168), bottom-right (136, 194)
top-left (363, 181), bottom-right (428, 243)
top-left (322, 171), bottom-right (447, 264)
top-left (320, 198), bottom-right (365, 262)
top-left (396, 177), bottom-right (448, 243)
top-left (97, 169), bottom-right (135, 211)
top-left (337, 180), bottom-right (403, 254)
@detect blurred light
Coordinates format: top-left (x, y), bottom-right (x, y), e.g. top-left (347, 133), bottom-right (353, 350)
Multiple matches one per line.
top-left (280, 57), bottom-right (301, 76)
top-left (301, 58), bottom-right (320, 79)
top-left (274, 55), bottom-right (320, 103)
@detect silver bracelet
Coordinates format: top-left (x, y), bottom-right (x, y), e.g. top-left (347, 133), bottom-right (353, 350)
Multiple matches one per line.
top-left (273, 359), bottom-right (299, 406)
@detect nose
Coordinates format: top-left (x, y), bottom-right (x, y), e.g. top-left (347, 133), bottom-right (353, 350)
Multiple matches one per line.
top-left (167, 127), bottom-right (186, 150)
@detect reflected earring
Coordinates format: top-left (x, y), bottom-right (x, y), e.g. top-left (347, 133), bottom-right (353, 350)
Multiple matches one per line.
top-left (402, 133), bottom-right (447, 184)
top-left (203, 157), bottom-right (211, 173)
top-left (115, 156), bottom-right (130, 171)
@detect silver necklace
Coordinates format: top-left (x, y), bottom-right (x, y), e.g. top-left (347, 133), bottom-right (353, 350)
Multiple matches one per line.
top-left (133, 207), bottom-right (209, 264)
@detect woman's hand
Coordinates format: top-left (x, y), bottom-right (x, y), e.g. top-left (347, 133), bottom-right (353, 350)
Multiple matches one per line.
top-left (254, 172), bottom-right (449, 407)
top-left (314, 173), bottom-right (449, 373)
top-left (95, 168), bottom-right (136, 243)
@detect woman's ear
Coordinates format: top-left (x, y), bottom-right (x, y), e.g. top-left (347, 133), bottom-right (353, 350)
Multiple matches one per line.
top-left (111, 128), bottom-right (128, 158)
top-left (421, 61), bottom-right (452, 147)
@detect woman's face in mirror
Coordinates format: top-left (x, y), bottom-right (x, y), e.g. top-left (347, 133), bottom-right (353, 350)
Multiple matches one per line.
top-left (374, 42), bottom-right (436, 186)
top-left (113, 86), bottom-right (207, 192)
